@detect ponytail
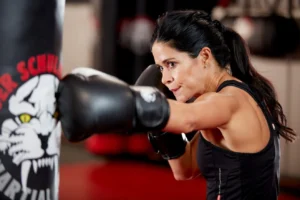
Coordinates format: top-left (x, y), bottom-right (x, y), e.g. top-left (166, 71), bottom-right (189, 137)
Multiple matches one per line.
top-left (223, 27), bottom-right (296, 142)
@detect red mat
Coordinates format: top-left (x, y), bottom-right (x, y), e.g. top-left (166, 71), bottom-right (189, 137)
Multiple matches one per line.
top-left (59, 161), bottom-right (299, 200)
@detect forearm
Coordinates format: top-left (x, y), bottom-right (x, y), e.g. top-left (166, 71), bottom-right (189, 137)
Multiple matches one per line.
top-left (168, 133), bottom-right (201, 181)
top-left (168, 141), bottom-right (194, 180)
top-left (163, 100), bottom-right (196, 134)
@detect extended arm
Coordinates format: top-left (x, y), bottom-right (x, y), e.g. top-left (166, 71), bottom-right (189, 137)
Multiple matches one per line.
top-left (57, 67), bottom-right (238, 143)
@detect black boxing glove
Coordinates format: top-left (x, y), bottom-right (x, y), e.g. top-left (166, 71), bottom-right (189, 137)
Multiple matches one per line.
top-left (135, 64), bottom-right (188, 160)
top-left (148, 131), bottom-right (189, 160)
top-left (56, 67), bottom-right (170, 142)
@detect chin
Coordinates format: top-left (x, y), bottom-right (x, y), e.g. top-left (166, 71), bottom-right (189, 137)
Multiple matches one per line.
top-left (175, 96), bottom-right (188, 103)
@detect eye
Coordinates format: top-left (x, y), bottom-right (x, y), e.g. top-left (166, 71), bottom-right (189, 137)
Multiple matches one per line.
top-left (167, 61), bottom-right (176, 68)
top-left (19, 113), bottom-right (32, 123)
top-left (53, 111), bottom-right (59, 119)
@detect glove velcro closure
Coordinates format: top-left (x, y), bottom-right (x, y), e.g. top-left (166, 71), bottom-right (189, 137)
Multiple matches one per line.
top-left (131, 86), bottom-right (170, 132)
top-left (148, 131), bottom-right (188, 160)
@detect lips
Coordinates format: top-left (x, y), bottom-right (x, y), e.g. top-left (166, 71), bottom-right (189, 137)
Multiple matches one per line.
top-left (170, 87), bottom-right (180, 93)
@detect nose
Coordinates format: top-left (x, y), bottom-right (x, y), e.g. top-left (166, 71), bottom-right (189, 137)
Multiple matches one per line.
top-left (161, 69), bottom-right (173, 85)
top-left (38, 134), bottom-right (49, 150)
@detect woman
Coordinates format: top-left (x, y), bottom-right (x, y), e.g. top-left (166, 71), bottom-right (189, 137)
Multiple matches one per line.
top-left (147, 10), bottom-right (297, 199)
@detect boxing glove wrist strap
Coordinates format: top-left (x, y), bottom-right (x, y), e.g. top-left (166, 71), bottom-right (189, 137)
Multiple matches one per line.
top-left (130, 86), bottom-right (170, 132)
top-left (148, 131), bottom-right (188, 160)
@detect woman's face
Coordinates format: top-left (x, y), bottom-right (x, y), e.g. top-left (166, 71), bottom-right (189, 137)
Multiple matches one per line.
top-left (152, 41), bottom-right (208, 102)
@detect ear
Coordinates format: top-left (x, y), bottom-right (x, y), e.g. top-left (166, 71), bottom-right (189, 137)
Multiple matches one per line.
top-left (198, 47), bottom-right (212, 66)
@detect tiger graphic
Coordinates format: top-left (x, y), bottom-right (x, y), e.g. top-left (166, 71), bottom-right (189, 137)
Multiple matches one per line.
top-left (0, 74), bottom-right (61, 200)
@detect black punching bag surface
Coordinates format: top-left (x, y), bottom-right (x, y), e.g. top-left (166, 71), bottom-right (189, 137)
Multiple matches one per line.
top-left (0, 0), bottom-right (64, 200)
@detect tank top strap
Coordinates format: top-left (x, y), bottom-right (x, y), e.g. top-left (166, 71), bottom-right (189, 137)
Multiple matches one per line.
top-left (217, 80), bottom-right (262, 106)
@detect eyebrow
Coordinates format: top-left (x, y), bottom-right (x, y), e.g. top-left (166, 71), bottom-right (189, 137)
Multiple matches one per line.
top-left (161, 58), bottom-right (176, 64)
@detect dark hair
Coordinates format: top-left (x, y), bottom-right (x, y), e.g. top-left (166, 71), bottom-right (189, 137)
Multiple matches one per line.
top-left (151, 10), bottom-right (296, 142)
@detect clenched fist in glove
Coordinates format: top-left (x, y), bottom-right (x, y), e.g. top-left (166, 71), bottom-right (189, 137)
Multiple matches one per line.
top-left (56, 67), bottom-right (170, 142)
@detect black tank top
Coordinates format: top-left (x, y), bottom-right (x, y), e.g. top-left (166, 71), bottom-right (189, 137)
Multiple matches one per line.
top-left (197, 80), bottom-right (280, 200)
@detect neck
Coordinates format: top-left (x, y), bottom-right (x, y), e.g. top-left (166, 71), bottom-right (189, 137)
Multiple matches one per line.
top-left (206, 70), bottom-right (233, 93)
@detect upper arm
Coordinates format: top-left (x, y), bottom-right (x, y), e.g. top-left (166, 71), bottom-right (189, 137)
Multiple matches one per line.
top-left (165, 93), bottom-right (239, 133)
top-left (190, 93), bottom-right (239, 130)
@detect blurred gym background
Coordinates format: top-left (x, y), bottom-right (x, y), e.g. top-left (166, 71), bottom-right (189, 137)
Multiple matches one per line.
top-left (59, 0), bottom-right (300, 199)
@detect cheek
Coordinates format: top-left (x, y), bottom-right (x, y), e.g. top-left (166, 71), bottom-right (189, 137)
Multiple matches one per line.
top-left (183, 69), bottom-right (202, 93)
top-left (171, 69), bottom-right (182, 83)
top-left (172, 65), bottom-right (191, 85)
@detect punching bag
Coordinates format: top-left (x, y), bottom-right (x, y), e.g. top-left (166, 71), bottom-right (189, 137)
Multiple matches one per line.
top-left (0, 0), bottom-right (64, 200)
